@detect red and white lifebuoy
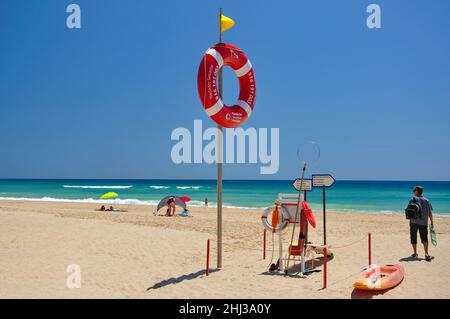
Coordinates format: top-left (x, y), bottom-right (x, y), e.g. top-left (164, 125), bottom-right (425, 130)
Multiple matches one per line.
top-left (261, 205), bottom-right (290, 233)
top-left (197, 43), bottom-right (256, 128)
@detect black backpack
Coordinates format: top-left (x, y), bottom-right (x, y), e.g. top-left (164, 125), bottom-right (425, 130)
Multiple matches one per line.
top-left (405, 197), bottom-right (422, 220)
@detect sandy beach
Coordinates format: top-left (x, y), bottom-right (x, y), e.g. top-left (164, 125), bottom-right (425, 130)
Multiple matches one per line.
top-left (0, 200), bottom-right (449, 299)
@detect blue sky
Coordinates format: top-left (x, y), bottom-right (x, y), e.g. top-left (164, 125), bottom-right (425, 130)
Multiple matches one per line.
top-left (0, 0), bottom-right (449, 180)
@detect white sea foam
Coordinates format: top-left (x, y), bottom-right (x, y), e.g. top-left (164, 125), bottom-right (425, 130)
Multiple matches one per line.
top-left (0, 196), bottom-right (260, 209)
top-left (149, 186), bottom-right (169, 189)
top-left (186, 200), bottom-right (261, 209)
top-left (63, 185), bottom-right (133, 189)
top-left (176, 186), bottom-right (201, 190)
top-left (0, 196), bottom-right (158, 206)
top-left (325, 208), bottom-right (402, 215)
top-left (0, 196), bottom-right (448, 215)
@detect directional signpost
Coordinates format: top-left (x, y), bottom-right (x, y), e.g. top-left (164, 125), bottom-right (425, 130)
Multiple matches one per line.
top-left (293, 178), bottom-right (312, 200)
top-left (312, 174), bottom-right (335, 188)
top-left (293, 178), bottom-right (312, 191)
top-left (312, 174), bottom-right (336, 245)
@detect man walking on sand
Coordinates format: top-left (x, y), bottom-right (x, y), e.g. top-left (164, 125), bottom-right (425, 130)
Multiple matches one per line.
top-left (409, 186), bottom-right (435, 261)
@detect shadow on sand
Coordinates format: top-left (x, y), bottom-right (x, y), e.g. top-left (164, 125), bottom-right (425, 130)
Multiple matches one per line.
top-left (146, 268), bottom-right (220, 290)
top-left (399, 256), bottom-right (425, 262)
top-left (351, 289), bottom-right (387, 299)
top-left (260, 255), bottom-right (334, 278)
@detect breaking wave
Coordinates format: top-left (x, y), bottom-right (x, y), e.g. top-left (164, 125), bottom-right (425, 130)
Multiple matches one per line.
top-left (0, 196), bottom-right (157, 205)
top-left (176, 186), bottom-right (201, 190)
top-left (63, 185), bottom-right (133, 189)
top-left (0, 197), bottom-right (258, 209)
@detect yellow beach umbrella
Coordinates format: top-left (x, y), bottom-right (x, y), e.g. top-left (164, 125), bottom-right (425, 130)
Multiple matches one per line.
top-left (100, 192), bottom-right (118, 200)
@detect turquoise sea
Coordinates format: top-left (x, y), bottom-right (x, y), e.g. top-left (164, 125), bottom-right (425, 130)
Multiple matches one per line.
top-left (0, 179), bottom-right (449, 215)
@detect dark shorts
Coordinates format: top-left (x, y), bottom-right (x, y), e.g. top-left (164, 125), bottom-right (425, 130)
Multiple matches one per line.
top-left (410, 222), bottom-right (428, 244)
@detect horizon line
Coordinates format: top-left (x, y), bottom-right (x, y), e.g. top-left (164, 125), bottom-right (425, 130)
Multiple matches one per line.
top-left (0, 178), bottom-right (449, 183)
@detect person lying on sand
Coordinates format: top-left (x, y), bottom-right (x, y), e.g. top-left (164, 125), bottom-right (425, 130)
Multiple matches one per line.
top-left (408, 186), bottom-right (435, 261)
top-left (96, 205), bottom-right (128, 213)
top-left (104, 206), bottom-right (126, 212)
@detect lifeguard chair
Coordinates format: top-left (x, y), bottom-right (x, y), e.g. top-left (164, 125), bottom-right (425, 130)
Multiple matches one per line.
top-left (262, 193), bottom-right (331, 273)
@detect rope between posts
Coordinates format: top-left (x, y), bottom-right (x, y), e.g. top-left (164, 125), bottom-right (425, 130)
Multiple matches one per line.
top-left (207, 233), bottom-right (367, 253)
top-left (205, 232), bottom-right (373, 297)
top-left (207, 238), bottom-right (269, 252)
top-left (205, 233), bottom-right (373, 291)
top-left (327, 235), bottom-right (367, 249)
top-left (326, 269), bottom-right (363, 289)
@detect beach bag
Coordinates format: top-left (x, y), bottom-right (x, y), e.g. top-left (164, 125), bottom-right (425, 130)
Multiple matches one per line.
top-left (405, 198), bottom-right (422, 220)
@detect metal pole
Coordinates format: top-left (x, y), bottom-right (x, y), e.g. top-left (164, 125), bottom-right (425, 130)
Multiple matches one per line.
top-left (368, 232), bottom-right (372, 267)
top-left (278, 231), bottom-right (283, 271)
top-left (323, 185), bottom-right (327, 245)
top-left (206, 239), bottom-right (210, 276)
top-left (323, 247), bottom-right (327, 289)
top-left (301, 243), bottom-right (306, 273)
top-left (216, 7), bottom-right (223, 269)
top-left (284, 163), bottom-right (307, 275)
top-left (263, 229), bottom-right (266, 260)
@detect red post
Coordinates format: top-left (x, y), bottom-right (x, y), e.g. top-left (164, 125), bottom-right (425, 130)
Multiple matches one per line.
top-left (323, 247), bottom-right (327, 289)
top-left (263, 229), bottom-right (267, 260)
top-left (206, 239), bottom-right (210, 276)
top-left (368, 232), bottom-right (372, 266)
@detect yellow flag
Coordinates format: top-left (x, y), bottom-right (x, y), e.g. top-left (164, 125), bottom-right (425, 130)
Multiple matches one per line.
top-left (221, 14), bottom-right (235, 32)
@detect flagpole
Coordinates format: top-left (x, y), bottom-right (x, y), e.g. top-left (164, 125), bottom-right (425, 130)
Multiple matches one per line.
top-left (217, 7), bottom-right (223, 269)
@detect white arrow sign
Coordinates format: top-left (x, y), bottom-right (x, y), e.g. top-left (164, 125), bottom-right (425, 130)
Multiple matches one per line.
top-left (292, 178), bottom-right (312, 191)
top-left (312, 174), bottom-right (336, 187)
